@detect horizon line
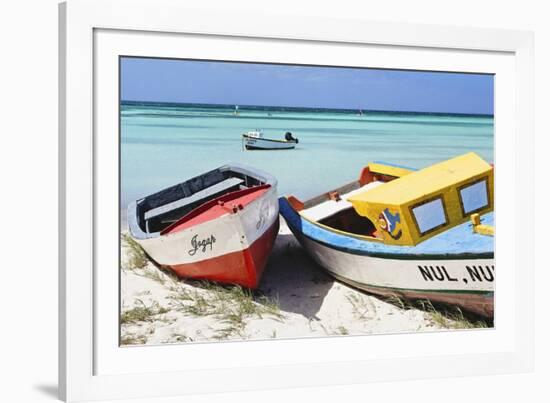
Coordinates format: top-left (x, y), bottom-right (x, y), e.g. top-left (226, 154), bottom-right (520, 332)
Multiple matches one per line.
top-left (120, 99), bottom-right (494, 117)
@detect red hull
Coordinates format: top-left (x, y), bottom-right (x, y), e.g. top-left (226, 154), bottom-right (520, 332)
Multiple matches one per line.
top-left (164, 218), bottom-right (279, 288)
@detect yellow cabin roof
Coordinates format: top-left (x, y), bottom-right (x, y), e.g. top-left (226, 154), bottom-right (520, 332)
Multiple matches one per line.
top-left (368, 162), bottom-right (414, 178)
top-left (348, 153), bottom-right (492, 206)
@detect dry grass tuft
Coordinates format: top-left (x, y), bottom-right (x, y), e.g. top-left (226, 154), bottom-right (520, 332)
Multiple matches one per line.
top-left (168, 281), bottom-right (284, 340)
top-left (121, 233), bottom-right (149, 270)
top-left (336, 326), bottom-right (349, 335)
top-left (383, 295), bottom-right (489, 329)
top-left (120, 299), bottom-right (170, 325)
top-left (120, 333), bottom-right (147, 345)
top-left (417, 300), bottom-right (488, 329)
top-left (346, 293), bottom-right (374, 320)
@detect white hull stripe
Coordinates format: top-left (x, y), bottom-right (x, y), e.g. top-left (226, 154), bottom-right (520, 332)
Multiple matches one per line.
top-left (296, 233), bottom-right (494, 293)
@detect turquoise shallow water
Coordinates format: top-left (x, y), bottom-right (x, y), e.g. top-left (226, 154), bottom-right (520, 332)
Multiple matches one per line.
top-left (121, 102), bottom-right (493, 213)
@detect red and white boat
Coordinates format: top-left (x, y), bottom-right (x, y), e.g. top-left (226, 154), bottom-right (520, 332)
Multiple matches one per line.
top-left (127, 164), bottom-right (279, 288)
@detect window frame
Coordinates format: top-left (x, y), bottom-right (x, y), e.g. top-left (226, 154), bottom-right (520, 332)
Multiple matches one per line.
top-left (457, 176), bottom-right (491, 217)
top-left (409, 194), bottom-right (449, 237)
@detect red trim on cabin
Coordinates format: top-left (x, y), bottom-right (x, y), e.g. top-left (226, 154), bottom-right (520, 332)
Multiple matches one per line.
top-left (287, 196), bottom-right (304, 211)
top-left (160, 185), bottom-right (271, 235)
top-left (165, 218), bottom-right (279, 289)
top-left (374, 173), bottom-right (399, 182)
top-left (358, 166), bottom-right (375, 186)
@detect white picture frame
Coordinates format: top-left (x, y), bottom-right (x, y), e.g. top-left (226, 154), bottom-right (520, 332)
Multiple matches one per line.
top-left (59, 0), bottom-right (534, 401)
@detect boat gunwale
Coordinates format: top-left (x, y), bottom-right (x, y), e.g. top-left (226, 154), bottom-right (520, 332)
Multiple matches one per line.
top-left (128, 163), bottom-right (278, 241)
top-left (159, 184), bottom-right (272, 235)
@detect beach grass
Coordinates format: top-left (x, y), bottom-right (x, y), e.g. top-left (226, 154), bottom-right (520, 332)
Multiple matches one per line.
top-left (417, 300), bottom-right (488, 329)
top-left (137, 267), bottom-right (170, 285)
top-left (121, 233), bottom-right (149, 270)
top-left (168, 280), bottom-right (284, 339)
top-left (336, 326), bottom-right (350, 335)
top-left (346, 293), bottom-right (374, 320)
top-left (383, 295), bottom-right (489, 329)
top-left (120, 299), bottom-right (170, 325)
top-left (384, 295), bottom-right (409, 310)
top-left (120, 333), bottom-right (147, 345)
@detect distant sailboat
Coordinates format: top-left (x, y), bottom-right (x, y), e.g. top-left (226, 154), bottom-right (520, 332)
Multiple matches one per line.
top-left (357, 109), bottom-right (364, 116)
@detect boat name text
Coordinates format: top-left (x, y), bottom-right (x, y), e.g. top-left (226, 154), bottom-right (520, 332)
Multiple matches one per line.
top-left (188, 234), bottom-right (216, 256)
top-left (418, 265), bottom-right (494, 284)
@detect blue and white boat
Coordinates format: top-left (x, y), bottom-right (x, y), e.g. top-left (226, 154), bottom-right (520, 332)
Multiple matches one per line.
top-left (279, 153), bottom-right (495, 317)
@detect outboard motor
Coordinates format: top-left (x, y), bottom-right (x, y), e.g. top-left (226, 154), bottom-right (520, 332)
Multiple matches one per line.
top-left (285, 131), bottom-right (299, 143)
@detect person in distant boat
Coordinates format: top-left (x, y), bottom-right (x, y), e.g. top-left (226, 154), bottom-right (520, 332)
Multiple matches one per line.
top-left (285, 131), bottom-right (299, 143)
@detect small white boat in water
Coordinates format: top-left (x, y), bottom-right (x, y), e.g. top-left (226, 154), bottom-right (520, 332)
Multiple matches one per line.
top-left (242, 130), bottom-right (298, 150)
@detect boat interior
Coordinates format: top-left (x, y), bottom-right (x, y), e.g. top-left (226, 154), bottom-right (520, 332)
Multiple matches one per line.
top-left (135, 167), bottom-right (269, 234)
top-left (299, 181), bottom-right (385, 238)
top-left (160, 185), bottom-right (271, 235)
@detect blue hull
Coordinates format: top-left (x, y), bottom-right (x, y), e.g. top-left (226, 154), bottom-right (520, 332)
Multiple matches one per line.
top-left (278, 197), bottom-right (494, 260)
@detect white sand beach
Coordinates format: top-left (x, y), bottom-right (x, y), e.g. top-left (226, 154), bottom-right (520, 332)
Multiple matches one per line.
top-left (120, 220), bottom-right (480, 346)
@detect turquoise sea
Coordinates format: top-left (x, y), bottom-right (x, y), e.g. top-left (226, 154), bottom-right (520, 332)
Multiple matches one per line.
top-left (121, 101), bottom-right (493, 215)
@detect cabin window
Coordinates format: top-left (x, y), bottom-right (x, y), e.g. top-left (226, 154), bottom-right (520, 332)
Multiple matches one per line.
top-left (459, 178), bottom-right (489, 216)
top-left (411, 197), bottom-right (447, 235)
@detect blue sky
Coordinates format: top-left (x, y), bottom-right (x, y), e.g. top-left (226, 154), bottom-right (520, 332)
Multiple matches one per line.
top-left (120, 57), bottom-right (494, 115)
